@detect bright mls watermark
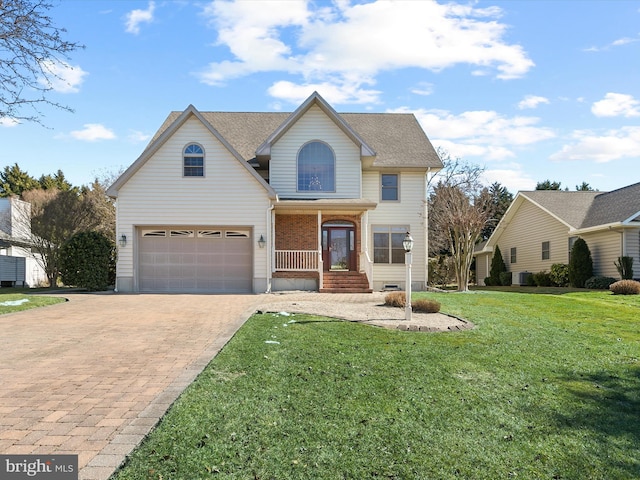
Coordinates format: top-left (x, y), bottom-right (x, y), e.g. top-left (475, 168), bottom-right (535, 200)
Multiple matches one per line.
top-left (0, 455), bottom-right (77, 479)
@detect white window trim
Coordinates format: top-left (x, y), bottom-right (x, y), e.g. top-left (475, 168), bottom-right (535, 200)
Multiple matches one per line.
top-left (183, 143), bottom-right (205, 178)
top-left (373, 225), bottom-right (409, 265)
top-left (380, 173), bottom-right (400, 202)
top-left (296, 140), bottom-right (336, 193)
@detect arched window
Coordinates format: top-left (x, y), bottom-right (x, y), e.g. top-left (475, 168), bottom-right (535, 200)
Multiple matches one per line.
top-left (297, 141), bottom-right (335, 192)
top-left (183, 143), bottom-right (204, 177)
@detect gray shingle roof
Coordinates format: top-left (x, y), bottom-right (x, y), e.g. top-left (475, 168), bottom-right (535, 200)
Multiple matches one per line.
top-left (521, 182), bottom-right (640, 229)
top-left (150, 109), bottom-right (442, 169)
top-left (582, 182), bottom-right (640, 228)
top-left (521, 190), bottom-right (601, 229)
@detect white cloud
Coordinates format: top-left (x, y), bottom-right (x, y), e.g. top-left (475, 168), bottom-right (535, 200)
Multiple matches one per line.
top-left (268, 80), bottom-right (381, 105)
top-left (482, 167), bottom-right (536, 192)
top-left (125, 1), bottom-right (155, 34)
top-left (550, 126), bottom-right (640, 163)
top-left (585, 35), bottom-right (640, 51)
top-left (38, 60), bottom-right (88, 93)
top-left (518, 95), bottom-right (549, 110)
top-left (0, 118), bottom-right (20, 128)
top-left (127, 130), bottom-right (152, 143)
top-left (70, 124), bottom-right (116, 142)
top-left (411, 82), bottom-right (434, 96)
top-left (591, 93), bottom-right (640, 117)
top-left (198, 0), bottom-right (534, 103)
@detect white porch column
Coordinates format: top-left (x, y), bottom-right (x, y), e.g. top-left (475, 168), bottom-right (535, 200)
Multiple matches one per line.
top-left (318, 210), bottom-right (323, 289)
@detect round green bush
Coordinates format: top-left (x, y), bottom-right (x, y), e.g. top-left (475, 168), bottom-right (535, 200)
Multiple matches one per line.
top-left (584, 276), bottom-right (617, 290)
top-left (533, 271), bottom-right (553, 287)
top-left (550, 263), bottom-right (569, 287)
top-left (499, 271), bottom-right (512, 286)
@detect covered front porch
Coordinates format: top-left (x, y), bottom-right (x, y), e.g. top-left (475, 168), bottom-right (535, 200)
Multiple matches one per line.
top-left (270, 199), bottom-right (376, 292)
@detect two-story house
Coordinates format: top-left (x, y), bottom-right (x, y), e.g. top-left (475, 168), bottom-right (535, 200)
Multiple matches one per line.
top-left (107, 92), bottom-right (442, 293)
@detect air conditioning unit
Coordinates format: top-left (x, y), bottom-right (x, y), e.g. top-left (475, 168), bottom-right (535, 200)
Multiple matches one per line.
top-left (515, 271), bottom-right (532, 286)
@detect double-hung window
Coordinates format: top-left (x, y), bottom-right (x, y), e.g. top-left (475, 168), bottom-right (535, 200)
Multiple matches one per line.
top-left (183, 143), bottom-right (204, 177)
top-left (510, 247), bottom-right (517, 264)
top-left (542, 241), bottom-right (550, 260)
top-left (373, 225), bottom-right (408, 264)
top-left (381, 174), bottom-right (399, 201)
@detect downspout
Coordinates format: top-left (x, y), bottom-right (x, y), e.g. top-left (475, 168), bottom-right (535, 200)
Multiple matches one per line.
top-left (265, 201), bottom-right (275, 293)
top-left (425, 167), bottom-right (431, 288)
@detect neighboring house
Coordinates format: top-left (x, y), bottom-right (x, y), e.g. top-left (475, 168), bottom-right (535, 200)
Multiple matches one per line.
top-left (0, 197), bottom-right (47, 287)
top-left (475, 182), bottom-right (640, 285)
top-left (107, 92), bottom-right (442, 294)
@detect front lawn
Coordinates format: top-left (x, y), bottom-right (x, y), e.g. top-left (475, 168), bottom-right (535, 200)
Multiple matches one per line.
top-left (112, 290), bottom-right (640, 480)
top-left (0, 291), bottom-right (65, 315)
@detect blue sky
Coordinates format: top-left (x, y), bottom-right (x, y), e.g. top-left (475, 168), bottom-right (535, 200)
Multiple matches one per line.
top-left (1, 0), bottom-right (639, 193)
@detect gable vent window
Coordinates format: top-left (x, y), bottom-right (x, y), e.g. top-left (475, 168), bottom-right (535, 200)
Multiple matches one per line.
top-left (297, 141), bottom-right (335, 192)
top-left (184, 143), bottom-right (204, 177)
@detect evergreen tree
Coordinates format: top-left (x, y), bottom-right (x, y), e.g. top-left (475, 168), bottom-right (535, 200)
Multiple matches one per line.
top-left (536, 180), bottom-right (564, 190)
top-left (488, 245), bottom-right (507, 286)
top-left (0, 163), bottom-right (39, 196)
top-left (569, 238), bottom-right (593, 288)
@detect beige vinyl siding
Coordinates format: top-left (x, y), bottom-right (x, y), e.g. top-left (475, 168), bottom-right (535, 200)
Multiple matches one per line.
top-left (115, 116), bottom-right (271, 291)
top-left (270, 105), bottom-right (361, 199)
top-left (476, 252), bottom-right (490, 286)
top-left (624, 228), bottom-right (640, 274)
top-left (495, 200), bottom-right (569, 274)
top-left (581, 230), bottom-right (622, 278)
top-left (363, 171), bottom-right (426, 289)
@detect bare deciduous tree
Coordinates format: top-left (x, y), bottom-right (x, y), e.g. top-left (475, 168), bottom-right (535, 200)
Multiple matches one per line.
top-left (1, 0), bottom-right (83, 123)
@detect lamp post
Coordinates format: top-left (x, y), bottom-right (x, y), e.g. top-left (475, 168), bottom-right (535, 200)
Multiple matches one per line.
top-left (403, 232), bottom-right (414, 321)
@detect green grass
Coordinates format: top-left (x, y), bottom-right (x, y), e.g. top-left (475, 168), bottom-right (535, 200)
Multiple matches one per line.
top-left (0, 291), bottom-right (66, 315)
top-left (112, 290), bottom-right (640, 480)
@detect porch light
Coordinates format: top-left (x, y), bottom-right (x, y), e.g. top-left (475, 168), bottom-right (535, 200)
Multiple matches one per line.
top-left (258, 234), bottom-right (266, 248)
top-left (403, 232), bottom-right (413, 321)
top-left (119, 234), bottom-right (127, 248)
top-left (402, 232), bottom-right (414, 252)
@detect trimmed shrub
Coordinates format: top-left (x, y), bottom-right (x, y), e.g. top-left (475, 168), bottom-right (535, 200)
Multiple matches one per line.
top-left (60, 231), bottom-right (116, 291)
top-left (412, 299), bottom-right (441, 313)
top-left (614, 256), bottom-right (634, 280)
top-left (569, 238), bottom-right (593, 288)
top-left (499, 271), bottom-right (512, 286)
top-left (532, 271), bottom-right (553, 287)
top-left (524, 273), bottom-right (536, 287)
top-left (384, 292), bottom-right (406, 307)
top-left (550, 263), bottom-right (569, 287)
top-left (609, 279), bottom-right (640, 295)
top-left (584, 276), bottom-right (617, 290)
top-left (483, 276), bottom-right (494, 286)
top-left (489, 246), bottom-right (507, 286)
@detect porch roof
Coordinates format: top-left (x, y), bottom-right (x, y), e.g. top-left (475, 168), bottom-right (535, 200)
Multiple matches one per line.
top-left (274, 198), bottom-right (377, 213)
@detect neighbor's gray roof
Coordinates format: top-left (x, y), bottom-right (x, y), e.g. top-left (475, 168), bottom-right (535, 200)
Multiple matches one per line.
top-left (521, 190), bottom-right (601, 229)
top-left (150, 110), bottom-right (442, 169)
top-left (581, 182), bottom-right (640, 228)
top-left (520, 182), bottom-right (640, 229)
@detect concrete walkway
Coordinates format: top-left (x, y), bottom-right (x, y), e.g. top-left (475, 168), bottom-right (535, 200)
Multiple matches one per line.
top-left (0, 291), bottom-right (468, 480)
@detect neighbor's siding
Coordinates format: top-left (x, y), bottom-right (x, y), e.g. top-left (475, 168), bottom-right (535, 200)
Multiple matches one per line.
top-left (495, 199), bottom-right (569, 274)
top-left (115, 116), bottom-right (271, 290)
top-left (270, 105), bottom-right (361, 199)
top-left (363, 170), bottom-right (426, 289)
top-left (476, 252), bottom-right (490, 286)
top-left (624, 228), bottom-right (640, 275)
top-left (581, 230), bottom-right (622, 278)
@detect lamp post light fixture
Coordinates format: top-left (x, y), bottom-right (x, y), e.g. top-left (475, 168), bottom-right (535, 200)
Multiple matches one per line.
top-left (403, 232), bottom-right (414, 321)
top-left (119, 234), bottom-right (127, 248)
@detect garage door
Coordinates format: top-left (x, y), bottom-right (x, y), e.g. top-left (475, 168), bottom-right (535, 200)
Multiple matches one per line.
top-left (138, 227), bottom-right (252, 293)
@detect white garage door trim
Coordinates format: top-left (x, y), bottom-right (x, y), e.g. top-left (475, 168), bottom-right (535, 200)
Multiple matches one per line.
top-left (137, 226), bottom-right (253, 293)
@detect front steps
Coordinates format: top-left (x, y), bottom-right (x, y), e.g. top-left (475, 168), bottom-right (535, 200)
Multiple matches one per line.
top-left (320, 271), bottom-right (373, 293)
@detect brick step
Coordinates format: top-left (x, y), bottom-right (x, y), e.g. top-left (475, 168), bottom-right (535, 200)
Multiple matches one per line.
top-left (320, 272), bottom-right (372, 293)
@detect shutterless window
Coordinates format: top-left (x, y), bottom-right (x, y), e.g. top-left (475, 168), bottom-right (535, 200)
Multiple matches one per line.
top-left (510, 247), bottom-right (517, 264)
top-left (373, 226), bottom-right (408, 264)
top-left (297, 141), bottom-right (335, 192)
top-left (381, 174), bottom-right (398, 201)
top-left (542, 241), bottom-right (550, 260)
top-left (183, 144), bottom-right (204, 177)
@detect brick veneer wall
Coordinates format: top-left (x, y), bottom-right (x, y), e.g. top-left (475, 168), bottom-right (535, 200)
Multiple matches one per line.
top-left (275, 214), bottom-right (318, 250)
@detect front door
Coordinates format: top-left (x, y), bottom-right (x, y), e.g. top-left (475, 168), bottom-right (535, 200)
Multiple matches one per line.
top-left (322, 222), bottom-right (356, 271)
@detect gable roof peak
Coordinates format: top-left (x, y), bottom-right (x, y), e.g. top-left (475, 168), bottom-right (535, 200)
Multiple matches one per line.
top-left (255, 91), bottom-right (376, 157)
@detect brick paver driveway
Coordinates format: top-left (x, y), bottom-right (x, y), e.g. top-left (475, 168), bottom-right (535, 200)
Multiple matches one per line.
top-left (0, 293), bottom-right (262, 480)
